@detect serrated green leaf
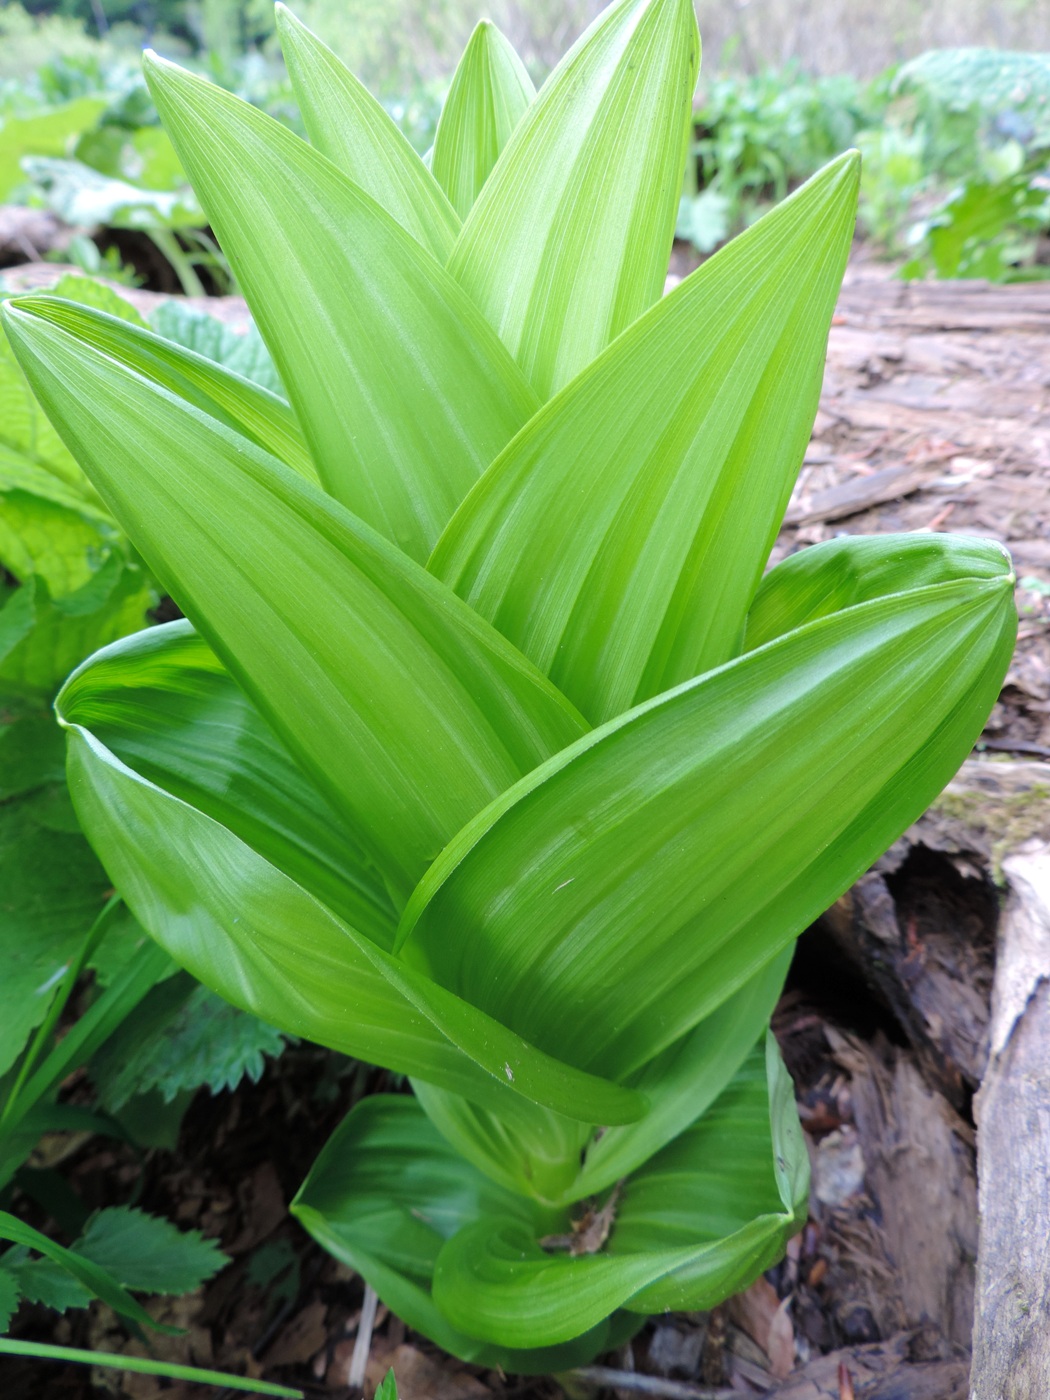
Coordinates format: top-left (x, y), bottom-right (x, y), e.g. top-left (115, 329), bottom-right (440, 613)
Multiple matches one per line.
top-left (56, 645), bottom-right (644, 1127)
top-left (0, 1264), bottom-right (19, 1333)
top-left (431, 22), bottom-right (535, 219)
top-left (74, 1207), bottom-right (227, 1296)
top-left (0, 561), bottom-right (153, 703)
top-left (0, 1211), bottom-right (178, 1334)
top-left (275, 4), bottom-right (459, 260)
top-left (148, 300), bottom-right (285, 398)
top-left (431, 154), bottom-right (859, 722)
top-left (397, 543), bottom-right (1015, 1079)
top-left (447, 0), bottom-right (699, 398)
top-left (143, 52), bottom-right (538, 563)
top-left (292, 1094), bottom-right (637, 1371)
top-left (0, 793), bottom-right (112, 1077)
top-left (431, 1039), bottom-right (805, 1347)
top-left (6, 294), bottom-right (586, 900)
top-left (1, 1250), bottom-right (91, 1315)
top-left (92, 972), bottom-right (287, 1110)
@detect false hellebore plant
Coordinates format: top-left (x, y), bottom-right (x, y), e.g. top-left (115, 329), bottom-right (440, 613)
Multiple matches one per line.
top-left (2, 0), bottom-right (1015, 1371)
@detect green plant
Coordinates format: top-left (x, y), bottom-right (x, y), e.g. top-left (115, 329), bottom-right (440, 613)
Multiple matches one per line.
top-left (679, 66), bottom-right (873, 249)
top-left (1, 0), bottom-right (1016, 1370)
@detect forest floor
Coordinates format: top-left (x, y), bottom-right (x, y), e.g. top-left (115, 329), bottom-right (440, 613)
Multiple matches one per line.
top-left (4, 250), bottom-right (1050, 1400)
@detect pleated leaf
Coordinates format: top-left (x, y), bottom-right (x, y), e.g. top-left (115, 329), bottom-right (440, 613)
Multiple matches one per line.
top-left (447, 0), bottom-right (699, 399)
top-left (397, 539), bottom-right (1015, 1078)
top-left (431, 153), bottom-right (859, 723)
top-left (30, 297), bottom-right (315, 484)
top-left (275, 4), bottom-right (459, 260)
top-left (60, 621), bottom-right (397, 947)
top-left (744, 531), bottom-right (1011, 650)
top-left (431, 22), bottom-right (536, 219)
top-left (431, 1038), bottom-right (805, 1347)
top-left (143, 52), bottom-right (539, 563)
top-left (292, 1095), bottom-right (640, 1371)
top-left (57, 650), bottom-right (644, 1127)
top-left (410, 949), bottom-right (788, 1206)
top-left (3, 295), bottom-right (587, 900)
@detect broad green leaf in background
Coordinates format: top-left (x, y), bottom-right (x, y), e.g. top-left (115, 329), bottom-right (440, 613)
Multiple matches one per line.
top-left (292, 1094), bottom-right (639, 1370)
top-left (0, 561), bottom-right (153, 703)
top-left (895, 49), bottom-right (1050, 146)
top-left (55, 673), bottom-right (643, 1126)
top-left (143, 52), bottom-right (538, 563)
top-left (73, 1207), bottom-right (226, 1296)
top-left (398, 542), bottom-right (1015, 1078)
top-left (447, 0), bottom-right (699, 398)
top-left (431, 153), bottom-right (859, 723)
top-left (275, 3), bottom-right (460, 261)
top-left (4, 295), bottom-right (586, 898)
top-left (0, 795), bottom-right (111, 1076)
top-left (0, 98), bottom-right (107, 200)
top-left (148, 301), bottom-right (285, 398)
top-left (23, 157), bottom-right (203, 231)
top-left (431, 22), bottom-right (536, 220)
top-left (0, 497), bottom-right (113, 598)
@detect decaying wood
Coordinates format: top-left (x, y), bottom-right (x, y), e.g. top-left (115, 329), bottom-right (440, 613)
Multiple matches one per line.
top-left (761, 1330), bottom-right (968, 1399)
top-left (826, 1033), bottom-right (977, 1350)
top-left (783, 464), bottom-right (933, 527)
top-left (970, 843), bottom-right (1050, 1400)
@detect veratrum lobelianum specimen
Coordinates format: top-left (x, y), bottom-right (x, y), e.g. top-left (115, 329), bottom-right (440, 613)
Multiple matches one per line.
top-left (2, 0), bottom-right (1015, 1369)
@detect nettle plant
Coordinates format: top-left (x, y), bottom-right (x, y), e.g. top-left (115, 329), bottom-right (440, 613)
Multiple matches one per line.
top-left (3, 0), bottom-right (1015, 1371)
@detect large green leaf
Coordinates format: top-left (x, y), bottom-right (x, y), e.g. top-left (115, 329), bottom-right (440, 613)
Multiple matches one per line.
top-left (63, 622), bottom-right (396, 946)
top-left (431, 1038), bottom-right (806, 1347)
top-left (397, 540), bottom-right (1015, 1078)
top-left (431, 22), bottom-right (535, 220)
top-left (4, 294), bottom-right (587, 899)
top-left (744, 532), bottom-right (1011, 649)
top-left (447, 0), bottom-right (699, 398)
top-left (431, 154), bottom-right (859, 723)
top-left (56, 646), bottom-right (643, 1127)
top-left (292, 1094), bottom-right (638, 1371)
top-left (411, 949), bottom-right (788, 1206)
top-left (28, 298), bottom-right (313, 484)
top-left (275, 4), bottom-right (459, 260)
top-left (143, 52), bottom-right (538, 563)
